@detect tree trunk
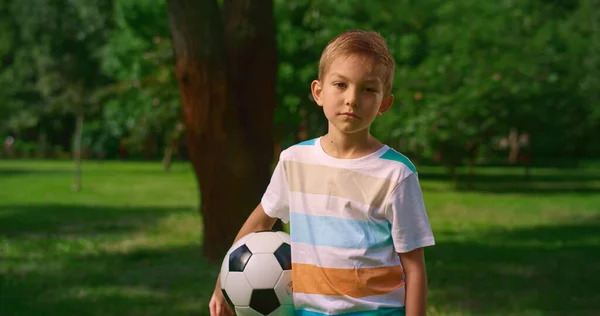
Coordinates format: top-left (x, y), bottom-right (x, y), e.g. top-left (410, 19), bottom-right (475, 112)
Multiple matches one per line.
top-left (163, 123), bottom-right (185, 172)
top-left (448, 165), bottom-right (458, 189)
top-left (167, 0), bottom-right (278, 263)
top-left (223, 0), bottom-right (283, 234)
top-left (162, 144), bottom-right (174, 172)
top-left (38, 129), bottom-right (47, 158)
top-left (73, 113), bottom-right (84, 192)
top-left (466, 160), bottom-right (475, 191)
top-left (508, 128), bottom-right (520, 164)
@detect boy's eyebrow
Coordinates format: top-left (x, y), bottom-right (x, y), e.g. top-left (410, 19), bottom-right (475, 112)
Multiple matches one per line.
top-left (329, 73), bottom-right (380, 83)
top-left (329, 73), bottom-right (348, 80)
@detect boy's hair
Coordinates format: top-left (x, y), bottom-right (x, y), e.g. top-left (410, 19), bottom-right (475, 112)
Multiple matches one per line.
top-left (318, 30), bottom-right (395, 94)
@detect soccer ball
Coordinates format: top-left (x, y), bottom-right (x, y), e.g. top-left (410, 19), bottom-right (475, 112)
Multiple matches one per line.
top-left (220, 230), bottom-right (294, 316)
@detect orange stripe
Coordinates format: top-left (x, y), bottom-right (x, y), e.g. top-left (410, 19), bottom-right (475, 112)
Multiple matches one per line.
top-left (292, 263), bottom-right (404, 298)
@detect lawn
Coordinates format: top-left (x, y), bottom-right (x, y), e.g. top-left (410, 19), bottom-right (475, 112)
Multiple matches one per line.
top-left (1, 159), bottom-right (599, 315)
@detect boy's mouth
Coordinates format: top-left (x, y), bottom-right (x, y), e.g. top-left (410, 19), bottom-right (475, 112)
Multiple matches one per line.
top-left (340, 112), bottom-right (359, 118)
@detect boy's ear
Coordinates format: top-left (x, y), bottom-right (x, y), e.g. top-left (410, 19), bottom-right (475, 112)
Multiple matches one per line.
top-left (311, 80), bottom-right (324, 106)
top-left (378, 94), bottom-right (394, 115)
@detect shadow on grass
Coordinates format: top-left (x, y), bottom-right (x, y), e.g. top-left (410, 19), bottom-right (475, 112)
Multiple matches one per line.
top-left (0, 168), bottom-right (70, 177)
top-left (1, 245), bottom-right (218, 316)
top-left (0, 203), bottom-right (215, 316)
top-left (0, 204), bottom-right (191, 240)
top-left (428, 216), bottom-right (600, 315)
top-left (0, 162), bottom-right (191, 178)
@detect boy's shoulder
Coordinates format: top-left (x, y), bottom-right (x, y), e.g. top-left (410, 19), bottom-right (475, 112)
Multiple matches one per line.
top-left (377, 146), bottom-right (417, 174)
top-left (279, 138), bottom-right (417, 176)
top-left (278, 138), bottom-right (319, 160)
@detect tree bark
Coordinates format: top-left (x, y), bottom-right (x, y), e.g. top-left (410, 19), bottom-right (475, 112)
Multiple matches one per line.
top-left (223, 0), bottom-right (282, 234)
top-left (167, 0), bottom-right (277, 263)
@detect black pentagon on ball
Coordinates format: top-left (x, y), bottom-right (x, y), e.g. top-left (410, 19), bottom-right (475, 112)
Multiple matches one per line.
top-left (273, 242), bottom-right (292, 270)
top-left (255, 229), bottom-right (278, 233)
top-left (250, 289), bottom-right (280, 315)
top-left (229, 244), bottom-right (253, 272)
top-left (221, 289), bottom-right (234, 309)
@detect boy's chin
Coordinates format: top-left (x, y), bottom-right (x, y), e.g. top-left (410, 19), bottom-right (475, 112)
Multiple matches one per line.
top-left (329, 123), bottom-right (370, 135)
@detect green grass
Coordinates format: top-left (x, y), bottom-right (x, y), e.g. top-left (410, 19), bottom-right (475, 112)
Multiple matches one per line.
top-left (1, 160), bottom-right (599, 315)
top-left (0, 160), bottom-right (212, 316)
top-left (420, 166), bottom-right (600, 315)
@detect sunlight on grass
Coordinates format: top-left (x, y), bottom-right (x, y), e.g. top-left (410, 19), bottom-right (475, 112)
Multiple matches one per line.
top-left (60, 286), bottom-right (170, 300)
top-left (100, 212), bottom-right (203, 253)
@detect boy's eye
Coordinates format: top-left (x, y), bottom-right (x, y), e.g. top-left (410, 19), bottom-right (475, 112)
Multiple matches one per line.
top-left (365, 87), bottom-right (377, 93)
top-left (333, 82), bottom-right (346, 88)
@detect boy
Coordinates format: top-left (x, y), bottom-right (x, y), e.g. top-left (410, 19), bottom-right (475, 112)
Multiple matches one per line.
top-left (210, 29), bottom-right (435, 316)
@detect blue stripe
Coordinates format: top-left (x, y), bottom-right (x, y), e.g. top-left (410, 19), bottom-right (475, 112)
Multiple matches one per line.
top-left (379, 149), bottom-right (416, 172)
top-left (296, 138), bottom-right (317, 146)
top-left (290, 212), bottom-right (392, 249)
top-left (296, 307), bottom-right (405, 316)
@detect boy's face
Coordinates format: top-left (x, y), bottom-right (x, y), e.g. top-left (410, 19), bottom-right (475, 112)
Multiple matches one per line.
top-left (311, 54), bottom-right (393, 135)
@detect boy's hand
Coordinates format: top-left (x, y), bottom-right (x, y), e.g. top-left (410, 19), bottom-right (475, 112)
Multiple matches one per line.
top-left (209, 286), bottom-right (233, 316)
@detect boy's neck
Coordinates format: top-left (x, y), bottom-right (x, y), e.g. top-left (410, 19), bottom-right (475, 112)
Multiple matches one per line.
top-left (320, 129), bottom-right (383, 159)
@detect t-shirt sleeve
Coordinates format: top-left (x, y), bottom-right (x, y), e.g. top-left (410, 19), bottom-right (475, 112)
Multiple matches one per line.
top-left (384, 172), bottom-right (435, 253)
top-left (260, 155), bottom-right (290, 223)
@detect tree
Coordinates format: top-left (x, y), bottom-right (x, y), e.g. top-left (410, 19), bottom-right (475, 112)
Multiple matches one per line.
top-left (9, 0), bottom-right (114, 190)
top-left (167, 0), bottom-right (278, 263)
top-left (98, 0), bottom-right (183, 165)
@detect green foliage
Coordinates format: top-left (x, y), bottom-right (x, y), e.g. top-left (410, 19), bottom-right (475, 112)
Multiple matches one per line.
top-left (0, 0), bottom-right (115, 163)
top-left (0, 0), bottom-right (41, 133)
top-left (10, 0), bottom-right (113, 112)
top-left (95, 0), bottom-right (181, 158)
top-left (274, 0), bottom-right (600, 170)
top-left (1, 0), bottom-right (599, 170)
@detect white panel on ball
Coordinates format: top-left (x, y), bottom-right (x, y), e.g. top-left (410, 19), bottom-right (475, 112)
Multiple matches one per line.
top-left (243, 254), bottom-right (283, 289)
top-left (245, 232), bottom-right (284, 254)
top-left (276, 231), bottom-right (291, 244)
top-left (224, 272), bottom-right (253, 306)
top-left (273, 270), bottom-right (293, 305)
top-left (235, 306), bottom-right (264, 316)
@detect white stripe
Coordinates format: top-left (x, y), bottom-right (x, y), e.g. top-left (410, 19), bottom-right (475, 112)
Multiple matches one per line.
top-left (293, 287), bottom-right (406, 313)
top-left (291, 243), bottom-right (401, 269)
top-left (289, 192), bottom-right (387, 221)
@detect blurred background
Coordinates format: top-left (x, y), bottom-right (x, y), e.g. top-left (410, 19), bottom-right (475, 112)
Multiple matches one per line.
top-left (1, 0), bottom-right (599, 315)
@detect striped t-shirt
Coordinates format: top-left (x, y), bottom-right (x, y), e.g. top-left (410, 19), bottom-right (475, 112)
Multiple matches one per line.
top-left (261, 137), bottom-right (435, 316)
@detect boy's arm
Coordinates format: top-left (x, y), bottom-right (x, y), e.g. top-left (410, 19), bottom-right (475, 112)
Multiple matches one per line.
top-left (230, 203), bottom-right (278, 244)
top-left (398, 248), bottom-right (428, 316)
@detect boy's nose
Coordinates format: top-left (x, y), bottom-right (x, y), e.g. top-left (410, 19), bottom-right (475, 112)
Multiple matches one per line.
top-left (345, 89), bottom-right (359, 107)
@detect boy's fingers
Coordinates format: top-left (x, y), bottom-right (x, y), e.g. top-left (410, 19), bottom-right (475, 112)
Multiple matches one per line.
top-left (220, 302), bottom-right (231, 316)
top-left (224, 304), bottom-right (234, 315)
